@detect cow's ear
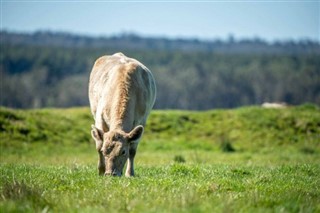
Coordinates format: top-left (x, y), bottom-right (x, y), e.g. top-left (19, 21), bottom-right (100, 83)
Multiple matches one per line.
top-left (127, 125), bottom-right (144, 143)
top-left (91, 125), bottom-right (103, 142)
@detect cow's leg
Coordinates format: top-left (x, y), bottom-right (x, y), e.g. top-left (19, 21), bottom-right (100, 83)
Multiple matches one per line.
top-left (125, 146), bottom-right (137, 177)
top-left (98, 151), bottom-right (105, 175)
top-left (92, 119), bottom-right (109, 176)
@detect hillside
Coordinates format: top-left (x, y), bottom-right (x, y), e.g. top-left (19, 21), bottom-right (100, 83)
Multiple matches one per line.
top-left (1, 31), bottom-right (320, 109)
top-left (1, 105), bottom-right (319, 164)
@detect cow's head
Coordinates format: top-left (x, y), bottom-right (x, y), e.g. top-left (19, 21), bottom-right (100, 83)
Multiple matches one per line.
top-left (91, 125), bottom-right (143, 176)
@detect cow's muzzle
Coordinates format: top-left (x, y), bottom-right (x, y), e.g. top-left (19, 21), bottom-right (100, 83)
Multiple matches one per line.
top-left (104, 171), bottom-right (122, 177)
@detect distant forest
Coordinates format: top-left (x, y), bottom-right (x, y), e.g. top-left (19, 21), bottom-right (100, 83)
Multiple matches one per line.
top-left (1, 31), bottom-right (320, 109)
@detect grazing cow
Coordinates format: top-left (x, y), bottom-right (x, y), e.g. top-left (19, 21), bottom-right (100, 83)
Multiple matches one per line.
top-left (88, 53), bottom-right (156, 177)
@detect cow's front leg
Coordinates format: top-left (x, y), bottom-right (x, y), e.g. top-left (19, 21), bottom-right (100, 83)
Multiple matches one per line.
top-left (91, 124), bottom-right (105, 175)
top-left (98, 151), bottom-right (105, 175)
top-left (125, 147), bottom-right (137, 177)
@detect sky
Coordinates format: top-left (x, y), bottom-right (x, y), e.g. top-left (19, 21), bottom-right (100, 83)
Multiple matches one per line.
top-left (1, 1), bottom-right (319, 42)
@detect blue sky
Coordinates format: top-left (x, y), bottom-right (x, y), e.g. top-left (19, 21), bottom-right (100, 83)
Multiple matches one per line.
top-left (1, 1), bottom-right (319, 42)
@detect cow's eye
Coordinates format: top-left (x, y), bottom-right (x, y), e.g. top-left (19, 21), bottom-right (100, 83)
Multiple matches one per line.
top-left (104, 144), bottom-right (114, 155)
top-left (113, 134), bottom-right (120, 141)
top-left (121, 150), bottom-right (126, 156)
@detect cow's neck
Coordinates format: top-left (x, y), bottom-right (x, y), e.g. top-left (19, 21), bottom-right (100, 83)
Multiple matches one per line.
top-left (107, 64), bottom-right (136, 133)
top-left (109, 98), bottom-right (135, 133)
top-left (109, 115), bottom-right (134, 133)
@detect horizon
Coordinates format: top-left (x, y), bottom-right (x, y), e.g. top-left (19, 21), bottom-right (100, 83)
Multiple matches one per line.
top-left (1, 1), bottom-right (319, 43)
top-left (2, 29), bottom-right (319, 44)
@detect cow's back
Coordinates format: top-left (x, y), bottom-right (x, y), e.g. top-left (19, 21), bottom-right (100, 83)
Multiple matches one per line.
top-left (89, 53), bottom-right (156, 132)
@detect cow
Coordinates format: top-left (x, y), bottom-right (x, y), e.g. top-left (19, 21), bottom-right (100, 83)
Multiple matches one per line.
top-left (88, 53), bottom-right (156, 177)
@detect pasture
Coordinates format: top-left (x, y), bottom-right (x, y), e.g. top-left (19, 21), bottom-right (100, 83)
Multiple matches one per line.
top-left (1, 105), bottom-right (319, 212)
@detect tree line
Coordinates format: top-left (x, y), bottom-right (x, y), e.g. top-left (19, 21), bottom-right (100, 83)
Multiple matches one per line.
top-left (1, 31), bottom-right (319, 109)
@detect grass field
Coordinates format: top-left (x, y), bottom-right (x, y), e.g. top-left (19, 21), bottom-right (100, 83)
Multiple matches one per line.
top-left (1, 105), bottom-right (320, 212)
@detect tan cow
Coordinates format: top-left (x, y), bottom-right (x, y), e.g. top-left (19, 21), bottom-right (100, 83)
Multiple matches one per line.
top-left (89, 53), bottom-right (156, 177)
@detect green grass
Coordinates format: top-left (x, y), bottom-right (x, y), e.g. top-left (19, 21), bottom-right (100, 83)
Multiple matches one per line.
top-left (1, 105), bottom-right (320, 212)
top-left (1, 164), bottom-right (319, 213)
